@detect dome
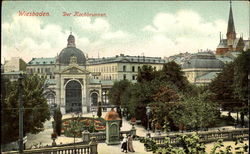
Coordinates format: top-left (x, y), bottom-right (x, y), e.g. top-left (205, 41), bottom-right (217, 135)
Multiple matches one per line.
top-left (58, 34), bottom-right (86, 65)
top-left (182, 52), bottom-right (224, 69)
top-left (104, 108), bottom-right (121, 121)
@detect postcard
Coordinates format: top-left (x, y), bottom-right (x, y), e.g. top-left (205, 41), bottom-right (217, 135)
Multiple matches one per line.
top-left (1, 0), bottom-right (249, 154)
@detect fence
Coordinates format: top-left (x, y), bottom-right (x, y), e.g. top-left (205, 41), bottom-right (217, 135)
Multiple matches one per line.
top-left (2, 137), bottom-right (98, 154)
top-left (151, 128), bottom-right (249, 145)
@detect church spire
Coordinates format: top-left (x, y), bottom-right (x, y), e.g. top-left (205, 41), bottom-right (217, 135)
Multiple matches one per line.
top-left (227, 0), bottom-right (235, 34)
top-left (226, 0), bottom-right (236, 47)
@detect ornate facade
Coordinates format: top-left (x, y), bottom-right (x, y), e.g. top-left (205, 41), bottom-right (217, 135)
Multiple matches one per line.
top-left (26, 33), bottom-right (167, 114)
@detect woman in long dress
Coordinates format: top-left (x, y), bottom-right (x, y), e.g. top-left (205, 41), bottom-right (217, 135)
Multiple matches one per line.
top-left (128, 135), bottom-right (135, 152)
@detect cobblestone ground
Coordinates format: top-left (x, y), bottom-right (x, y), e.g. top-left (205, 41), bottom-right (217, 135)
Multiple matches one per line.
top-left (26, 111), bottom-right (248, 153)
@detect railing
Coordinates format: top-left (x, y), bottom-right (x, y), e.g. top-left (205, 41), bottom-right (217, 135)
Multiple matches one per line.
top-left (82, 129), bottom-right (135, 143)
top-left (3, 137), bottom-right (98, 154)
top-left (151, 128), bottom-right (249, 145)
top-left (3, 145), bottom-right (90, 154)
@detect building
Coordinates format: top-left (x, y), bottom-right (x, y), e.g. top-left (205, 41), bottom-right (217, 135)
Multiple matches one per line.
top-left (4, 57), bottom-right (26, 73)
top-left (24, 33), bottom-right (167, 114)
top-left (216, 1), bottom-right (249, 55)
top-left (182, 52), bottom-right (224, 85)
top-left (87, 54), bottom-right (165, 83)
top-left (2, 57), bottom-right (27, 81)
top-left (26, 57), bottom-right (56, 79)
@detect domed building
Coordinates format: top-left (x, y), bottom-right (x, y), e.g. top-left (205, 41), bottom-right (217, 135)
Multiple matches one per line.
top-left (55, 33), bottom-right (102, 114)
top-left (182, 52), bottom-right (224, 85)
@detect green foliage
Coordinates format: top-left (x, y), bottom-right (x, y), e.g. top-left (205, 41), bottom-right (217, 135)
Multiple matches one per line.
top-left (210, 138), bottom-right (249, 154)
top-left (97, 102), bottom-right (102, 118)
top-left (54, 108), bottom-right (62, 136)
top-left (158, 61), bottom-right (189, 92)
top-left (209, 50), bottom-right (249, 126)
top-left (137, 65), bottom-right (156, 83)
top-left (108, 79), bottom-right (132, 106)
top-left (209, 62), bottom-right (235, 102)
top-left (233, 49), bottom-right (249, 103)
top-left (170, 93), bottom-right (219, 131)
top-left (139, 134), bottom-right (206, 154)
top-left (1, 75), bottom-right (50, 144)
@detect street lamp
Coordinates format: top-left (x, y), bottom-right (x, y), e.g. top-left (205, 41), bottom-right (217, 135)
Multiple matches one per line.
top-left (18, 73), bottom-right (24, 153)
top-left (92, 109), bottom-right (95, 133)
top-left (146, 105), bottom-right (151, 138)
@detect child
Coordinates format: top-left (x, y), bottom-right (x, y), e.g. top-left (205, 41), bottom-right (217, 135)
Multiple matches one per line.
top-left (121, 136), bottom-right (128, 153)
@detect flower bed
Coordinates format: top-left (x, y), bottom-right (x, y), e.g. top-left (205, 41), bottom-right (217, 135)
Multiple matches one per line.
top-left (62, 117), bottom-right (106, 137)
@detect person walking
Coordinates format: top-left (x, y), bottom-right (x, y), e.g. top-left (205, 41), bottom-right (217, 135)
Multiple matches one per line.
top-left (121, 136), bottom-right (128, 153)
top-left (128, 135), bottom-right (135, 152)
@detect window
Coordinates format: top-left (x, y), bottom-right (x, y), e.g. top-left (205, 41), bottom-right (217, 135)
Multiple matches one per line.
top-left (123, 65), bottom-right (126, 72)
top-left (132, 66), bottom-right (135, 72)
top-left (138, 66), bottom-right (141, 71)
top-left (38, 68), bottom-right (40, 73)
top-left (123, 74), bottom-right (126, 80)
top-left (132, 75), bottom-right (136, 80)
top-left (109, 76), bottom-right (112, 80)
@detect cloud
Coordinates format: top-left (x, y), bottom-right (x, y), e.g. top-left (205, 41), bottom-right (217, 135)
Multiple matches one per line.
top-left (74, 17), bottom-right (110, 33)
top-left (141, 10), bottom-right (228, 56)
top-left (101, 30), bottom-right (131, 40)
top-left (2, 14), bottom-right (90, 62)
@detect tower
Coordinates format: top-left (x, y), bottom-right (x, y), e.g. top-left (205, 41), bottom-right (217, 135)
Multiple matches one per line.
top-left (226, 0), bottom-right (236, 50)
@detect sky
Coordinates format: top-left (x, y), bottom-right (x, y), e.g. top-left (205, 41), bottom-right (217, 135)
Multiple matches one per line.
top-left (2, 1), bottom-right (250, 63)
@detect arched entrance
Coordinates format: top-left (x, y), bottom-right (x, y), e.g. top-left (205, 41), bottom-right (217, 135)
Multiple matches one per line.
top-left (46, 93), bottom-right (55, 106)
top-left (65, 80), bottom-right (82, 113)
top-left (90, 92), bottom-right (98, 106)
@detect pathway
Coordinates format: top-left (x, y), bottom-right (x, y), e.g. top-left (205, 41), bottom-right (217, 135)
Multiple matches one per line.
top-left (26, 111), bottom-right (248, 153)
top-left (26, 112), bottom-right (151, 153)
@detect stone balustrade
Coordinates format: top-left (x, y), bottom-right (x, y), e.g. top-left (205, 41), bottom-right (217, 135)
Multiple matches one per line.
top-left (2, 137), bottom-right (98, 154)
top-left (82, 129), bottom-right (136, 143)
top-left (151, 128), bottom-right (249, 145)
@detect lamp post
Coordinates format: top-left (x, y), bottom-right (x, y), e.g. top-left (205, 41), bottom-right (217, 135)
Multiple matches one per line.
top-left (18, 73), bottom-right (24, 153)
top-left (146, 105), bottom-right (151, 138)
top-left (92, 110), bottom-right (95, 133)
top-left (247, 74), bottom-right (250, 128)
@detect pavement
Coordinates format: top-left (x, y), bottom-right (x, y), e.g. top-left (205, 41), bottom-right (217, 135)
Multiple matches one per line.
top-left (26, 111), bottom-right (248, 154)
top-left (26, 111), bottom-right (152, 153)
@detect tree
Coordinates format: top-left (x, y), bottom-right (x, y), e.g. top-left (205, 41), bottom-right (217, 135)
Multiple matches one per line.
top-left (171, 93), bottom-right (219, 131)
top-left (108, 79), bottom-right (131, 107)
top-left (54, 108), bottom-right (62, 136)
top-left (209, 49), bottom-right (250, 126)
top-left (233, 49), bottom-right (250, 126)
top-left (158, 61), bottom-right (189, 92)
top-left (97, 102), bottom-right (102, 118)
top-left (137, 65), bottom-right (156, 83)
top-left (1, 75), bottom-right (50, 144)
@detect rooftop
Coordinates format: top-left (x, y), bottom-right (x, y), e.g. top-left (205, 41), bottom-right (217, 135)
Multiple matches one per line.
top-left (87, 54), bottom-right (166, 65)
top-left (28, 57), bottom-right (56, 65)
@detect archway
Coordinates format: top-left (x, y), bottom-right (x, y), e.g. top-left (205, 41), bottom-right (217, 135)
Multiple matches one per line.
top-left (65, 80), bottom-right (82, 113)
top-left (90, 92), bottom-right (98, 106)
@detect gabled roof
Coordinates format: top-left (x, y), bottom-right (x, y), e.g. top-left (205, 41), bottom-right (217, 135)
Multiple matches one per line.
top-left (233, 38), bottom-right (245, 48)
top-left (217, 39), bottom-right (228, 48)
